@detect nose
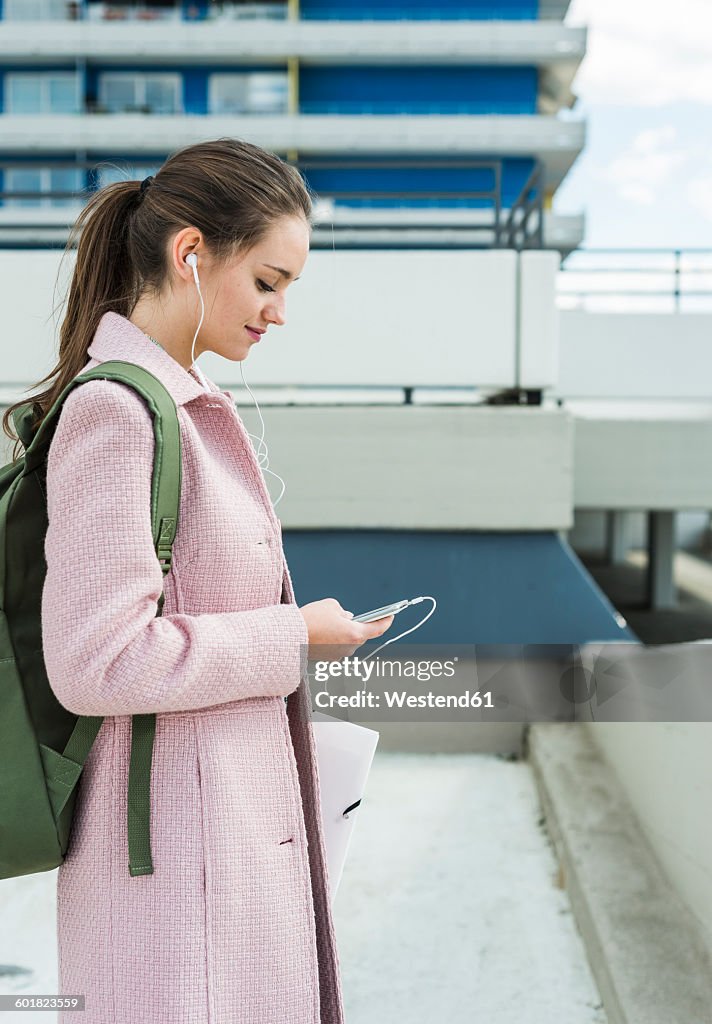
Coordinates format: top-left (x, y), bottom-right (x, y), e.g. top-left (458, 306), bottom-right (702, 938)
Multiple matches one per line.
top-left (264, 292), bottom-right (286, 327)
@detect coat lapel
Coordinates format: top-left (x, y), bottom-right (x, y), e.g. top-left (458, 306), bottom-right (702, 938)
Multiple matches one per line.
top-left (86, 310), bottom-right (220, 407)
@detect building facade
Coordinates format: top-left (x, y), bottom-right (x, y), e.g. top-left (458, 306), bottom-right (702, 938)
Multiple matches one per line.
top-left (0, 0), bottom-right (585, 252)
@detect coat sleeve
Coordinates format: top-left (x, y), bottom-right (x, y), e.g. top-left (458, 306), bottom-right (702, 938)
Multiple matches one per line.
top-left (41, 378), bottom-right (309, 717)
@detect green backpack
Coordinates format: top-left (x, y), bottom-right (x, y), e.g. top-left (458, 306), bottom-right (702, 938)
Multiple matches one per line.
top-left (0, 361), bottom-right (181, 880)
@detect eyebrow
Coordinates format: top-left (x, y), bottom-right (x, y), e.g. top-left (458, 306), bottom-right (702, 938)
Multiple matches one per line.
top-left (262, 263), bottom-right (301, 282)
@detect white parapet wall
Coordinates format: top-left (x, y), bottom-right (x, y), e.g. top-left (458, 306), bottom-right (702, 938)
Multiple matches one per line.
top-left (220, 248), bottom-right (519, 388)
top-left (519, 249), bottom-right (561, 390)
top-left (555, 309), bottom-right (712, 546)
top-left (0, 246), bottom-right (570, 531)
top-left (236, 403), bottom-right (574, 530)
top-left (0, 246), bottom-right (560, 396)
top-left (557, 311), bottom-right (712, 401)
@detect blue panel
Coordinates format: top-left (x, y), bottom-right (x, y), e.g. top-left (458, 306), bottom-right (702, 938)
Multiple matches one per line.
top-left (282, 531), bottom-right (638, 645)
top-left (182, 0), bottom-right (209, 18)
top-left (302, 156), bottom-right (536, 209)
top-left (300, 65), bottom-right (537, 114)
top-left (301, 0), bottom-right (539, 19)
top-left (182, 69), bottom-right (207, 115)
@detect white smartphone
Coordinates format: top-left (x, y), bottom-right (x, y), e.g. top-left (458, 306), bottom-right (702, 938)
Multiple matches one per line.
top-left (352, 599), bottom-right (412, 623)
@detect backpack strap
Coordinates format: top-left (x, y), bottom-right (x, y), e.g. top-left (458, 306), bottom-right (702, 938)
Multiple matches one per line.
top-left (26, 361), bottom-right (182, 877)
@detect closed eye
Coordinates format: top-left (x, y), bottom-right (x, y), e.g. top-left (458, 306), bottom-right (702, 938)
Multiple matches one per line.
top-left (257, 279), bottom-right (275, 293)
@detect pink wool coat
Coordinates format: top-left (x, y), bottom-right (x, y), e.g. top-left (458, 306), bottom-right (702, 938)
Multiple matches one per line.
top-left (41, 310), bottom-right (345, 1024)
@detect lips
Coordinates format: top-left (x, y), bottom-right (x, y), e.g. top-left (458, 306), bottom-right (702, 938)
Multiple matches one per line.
top-left (245, 326), bottom-right (264, 341)
top-left (246, 326), bottom-right (265, 335)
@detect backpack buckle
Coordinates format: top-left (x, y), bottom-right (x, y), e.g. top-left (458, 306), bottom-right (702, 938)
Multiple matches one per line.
top-left (156, 516), bottom-right (176, 574)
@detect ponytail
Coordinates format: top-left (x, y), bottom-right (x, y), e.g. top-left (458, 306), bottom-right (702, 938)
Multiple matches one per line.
top-left (2, 179), bottom-right (143, 462)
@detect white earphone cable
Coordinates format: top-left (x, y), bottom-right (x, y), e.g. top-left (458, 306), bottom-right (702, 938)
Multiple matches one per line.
top-left (188, 256), bottom-right (205, 371)
top-left (239, 362), bottom-right (286, 506)
top-left (188, 254), bottom-right (286, 507)
top-left (361, 596), bottom-right (437, 661)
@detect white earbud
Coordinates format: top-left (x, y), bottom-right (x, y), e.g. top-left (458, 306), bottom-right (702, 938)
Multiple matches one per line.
top-left (185, 252), bottom-right (199, 285)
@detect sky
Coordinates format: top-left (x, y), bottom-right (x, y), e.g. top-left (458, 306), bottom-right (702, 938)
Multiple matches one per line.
top-left (554, 0), bottom-right (712, 249)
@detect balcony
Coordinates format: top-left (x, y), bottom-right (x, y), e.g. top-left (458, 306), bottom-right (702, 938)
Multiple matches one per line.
top-left (0, 18), bottom-right (585, 65)
top-left (0, 153), bottom-right (586, 255)
top-left (0, 113), bottom-right (585, 192)
top-left (0, 19), bottom-right (584, 111)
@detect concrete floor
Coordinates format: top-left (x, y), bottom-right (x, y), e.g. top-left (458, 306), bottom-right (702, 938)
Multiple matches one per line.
top-left (333, 751), bottom-right (608, 1024)
top-left (0, 752), bottom-right (608, 1024)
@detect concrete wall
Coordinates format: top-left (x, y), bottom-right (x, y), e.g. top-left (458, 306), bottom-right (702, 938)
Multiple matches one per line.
top-left (238, 403), bottom-right (574, 530)
top-left (584, 722), bottom-right (712, 961)
top-left (0, 247), bottom-right (560, 396)
top-left (557, 312), bottom-right (712, 401)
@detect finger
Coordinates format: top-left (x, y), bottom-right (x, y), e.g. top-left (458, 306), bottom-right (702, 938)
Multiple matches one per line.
top-left (366, 614), bottom-right (394, 638)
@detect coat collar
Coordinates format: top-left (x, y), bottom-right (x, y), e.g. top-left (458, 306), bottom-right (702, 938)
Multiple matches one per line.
top-left (86, 310), bottom-right (226, 407)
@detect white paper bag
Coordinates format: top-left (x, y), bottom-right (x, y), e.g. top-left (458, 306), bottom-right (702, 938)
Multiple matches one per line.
top-left (311, 712), bottom-right (379, 903)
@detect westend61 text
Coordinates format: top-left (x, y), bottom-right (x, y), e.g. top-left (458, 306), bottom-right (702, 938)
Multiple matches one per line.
top-left (314, 690), bottom-right (494, 709)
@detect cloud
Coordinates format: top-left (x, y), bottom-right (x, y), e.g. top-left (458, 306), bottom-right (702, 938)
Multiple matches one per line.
top-left (567, 0), bottom-right (712, 106)
top-left (687, 175), bottom-right (712, 223)
top-left (598, 125), bottom-right (689, 205)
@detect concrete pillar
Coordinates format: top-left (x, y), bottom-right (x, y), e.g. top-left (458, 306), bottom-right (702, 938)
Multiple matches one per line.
top-left (605, 510), bottom-right (631, 565)
top-left (646, 511), bottom-right (677, 610)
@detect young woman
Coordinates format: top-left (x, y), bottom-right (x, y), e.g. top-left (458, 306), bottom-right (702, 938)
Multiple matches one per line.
top-left (5, 137), bottom-right (392, 1023)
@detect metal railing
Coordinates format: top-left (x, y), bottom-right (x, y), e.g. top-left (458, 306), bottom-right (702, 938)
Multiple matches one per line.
top-left (298, 102), bottom-right (538, 115)
top-left (275, 157), bottom-right (542, 249)
top-left (558, 249), bottom-right (712, 313)
top-left (299, 6), bottom-right (539, 18)
top-left (499, 160), bottom-right (542, 250)
top-left (0, 156), bottom-right (545, 251)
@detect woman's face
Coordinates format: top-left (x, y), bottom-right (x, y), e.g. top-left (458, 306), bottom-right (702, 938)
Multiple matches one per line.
top-left (180, 213), bottom-right (311, 364)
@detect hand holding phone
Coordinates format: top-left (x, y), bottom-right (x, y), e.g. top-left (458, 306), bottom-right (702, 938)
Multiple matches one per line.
top-left (298, 598), bottom-right (394, 660)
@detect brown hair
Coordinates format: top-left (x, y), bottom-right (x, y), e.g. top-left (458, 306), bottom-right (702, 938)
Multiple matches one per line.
top-left (2, 137), bottom-right (315, 461)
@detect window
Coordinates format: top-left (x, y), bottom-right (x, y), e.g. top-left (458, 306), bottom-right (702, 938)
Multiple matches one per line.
top-left (5, 167), bottom-right (84, 207)
top-left (208, 1), bottom-right (288, 18)
top-left (6, 73), bottom-right (80, 114)
top-left (4, 0), bottom-right (72, 19)
top-left (208, 73), bottom-right (288, 114)
top-left (98, 73), bottom-right (181, 114)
